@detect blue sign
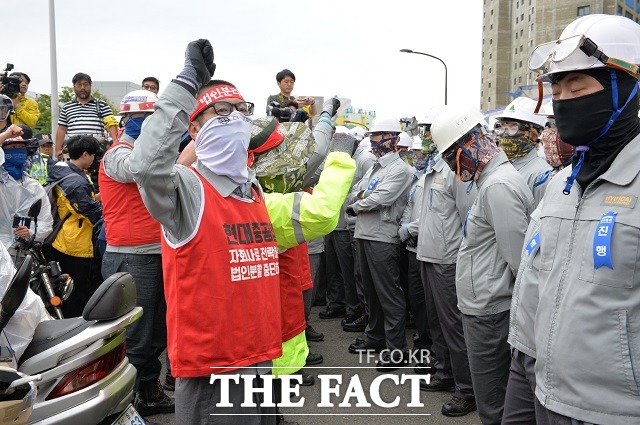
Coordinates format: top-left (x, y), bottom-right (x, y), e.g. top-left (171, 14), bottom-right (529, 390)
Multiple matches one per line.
top-left (593, 211), bottom-right (617, 269)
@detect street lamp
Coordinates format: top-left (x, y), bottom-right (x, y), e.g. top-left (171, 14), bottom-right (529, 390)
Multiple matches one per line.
top-left (400, 49), bottom-right (448, 105)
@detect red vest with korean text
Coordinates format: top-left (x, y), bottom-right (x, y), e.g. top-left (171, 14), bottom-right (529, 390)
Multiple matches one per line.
top-left (278, 243), bottom-right (308, 342)
top-left (161, 169), bottom-right (282, 377)
top-left (98, 141), bottom-right (161, 246)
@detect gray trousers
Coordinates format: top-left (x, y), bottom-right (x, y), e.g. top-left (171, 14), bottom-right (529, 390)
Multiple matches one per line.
top-left (421, 262), bottom-right (474, 400)
top-left (324, 231), bottom-right (346, 310)
top-left (331, 230), bottom-right (361, 316)
top-left (503, 349), bottom-right (549, 425)
top-left (358, 239), bottom-right (408, 351)
top-left (350, 228), bottom-right (368, 315)
top-left (304, 253), bottom-right (323, 323)
top-left (536, 405), bottom-right (596, 425)
top-left (176, 373), bottom-right (276, 425)
top-left (462, 310), bottom-right (511, 425)
top-left (406, 252), bottom-right (431, 350)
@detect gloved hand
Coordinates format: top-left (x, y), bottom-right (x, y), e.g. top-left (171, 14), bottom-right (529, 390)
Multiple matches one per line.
top-left (321, 97), bottom-right (341, 118)
top-left (406, 235), bottom-right (418, 248)
top-left (398, 224), bottom-right (411, 242)
top-left (330, 133), bottom-right (357, 156)
top-left (176, 39), bottom-right (216, 92)
top-left (346, 205), bottom-right (357, 217)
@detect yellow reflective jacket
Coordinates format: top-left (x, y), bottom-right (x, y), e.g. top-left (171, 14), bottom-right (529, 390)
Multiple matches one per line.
top-left (265, 151), bottom-right (355, 251)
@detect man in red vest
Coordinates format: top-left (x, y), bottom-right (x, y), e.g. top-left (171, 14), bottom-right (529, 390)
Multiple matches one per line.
top-left (127, 40), bottom-right (283, 424)
top-left (98, 89), bottom-right (175, 418)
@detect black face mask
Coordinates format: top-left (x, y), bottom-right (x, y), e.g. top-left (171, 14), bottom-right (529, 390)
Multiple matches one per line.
top-left (553, 69), bottom-right (640, 190)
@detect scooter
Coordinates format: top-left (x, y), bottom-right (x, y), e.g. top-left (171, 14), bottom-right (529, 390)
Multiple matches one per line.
top-left (0, 255), bottom-right (40, 424)
top-left (17, 271), bottom-right (143, 424)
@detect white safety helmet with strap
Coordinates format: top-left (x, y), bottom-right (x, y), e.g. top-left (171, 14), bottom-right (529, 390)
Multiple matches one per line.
top-left (494, 97), bottom-right (547, 129)
top-left (334, 125), bottom-right (350, 134)
top-left (411, 135), bottom-right (423, 150)
top-left (119, 89), bottom-right (158, 115)
top-left (366, 116), bottom-right (401, 135)
top-left (348, 126), bottom-right (367, 141)
top-left (397, 131), bottom-right (412, 148)
top-left (431, 105), bottom-right (486, 154)
top-left (529, 14), bottom-right (640, 82)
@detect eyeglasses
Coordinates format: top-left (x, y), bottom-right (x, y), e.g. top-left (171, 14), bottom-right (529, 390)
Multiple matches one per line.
top-left (494, 121), bottom-right (532, 137)
top-left (205, 101), bottom-right (255, 117)
top-left (418, 124), bottom-right (431, 138)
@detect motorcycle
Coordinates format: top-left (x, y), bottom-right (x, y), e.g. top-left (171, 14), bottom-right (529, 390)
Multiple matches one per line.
top-left (0, 255), bottom-right (41, 424)
top-left (11, 200), bottom-right (74, 320)
top-left (15, 269), bottom-right (143, 424)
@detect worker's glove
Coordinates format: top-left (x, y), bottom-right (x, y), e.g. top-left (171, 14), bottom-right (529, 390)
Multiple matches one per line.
top-left (346, 205), bottom-right (358, 217)
top-left (330, 133), bottom-right (357, 156)
top-left (321, 97), bottom-right (341, 118)
top-left (398, 224), bottom-right (411, 242)
top-left (176, 39), bottom-right (216, 92)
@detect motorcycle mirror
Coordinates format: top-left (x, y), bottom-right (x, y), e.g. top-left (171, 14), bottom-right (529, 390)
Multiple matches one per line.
top-left (0, 256), bottom-right (33, 333)
top-left (27, 200), bottom-right (42, 219)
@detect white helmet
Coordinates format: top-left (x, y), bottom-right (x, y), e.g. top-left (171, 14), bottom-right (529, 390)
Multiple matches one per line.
top-left (418, 105), bottom-right (446, 125)
top-left (397, 132), bottom-right (412, 148)
top-left (494, 97), bottom-right (547, 128)
top-left (335, 125), bottom-right (350, 134)
top-left (530, 14), bottom-right (640, 82)
top-left (366, 116), bottom-right (401, 135)
top-left (536, 101), bottom-right (554, 117)
top-left (411, 135), bottom-right (423, 150)
top-left (359, 136), bottom-right (371, 152)
top-left (348, 126), bottom-right (366, 141)
top-left (119, 89), bottom-right (158, 115)
top-left (431, 105), bottom-right (486, 154)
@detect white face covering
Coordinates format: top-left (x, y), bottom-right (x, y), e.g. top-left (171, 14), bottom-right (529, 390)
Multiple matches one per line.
top-left (194, 111), bottom-right (253, 185)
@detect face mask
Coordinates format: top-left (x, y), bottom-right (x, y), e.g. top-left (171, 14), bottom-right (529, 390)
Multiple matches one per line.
top-left (124, 116), bottom-right (147, 139)
top-left (195, 111), bottom-right (253, 185)
top-left (370, 135), bottom-right (398, 158)
top-left (421, 135), bottom-right (437, 156)
top-left (498, 135), bottom-right (535, 160)
top-left (457, 133), bottom-right (501, 182)
top-left (541, 128), bottom-right (573, 169)
top-left (2, 147), bottom-right (27, 180)
top-left (553, 89), bottom-right (612, 147)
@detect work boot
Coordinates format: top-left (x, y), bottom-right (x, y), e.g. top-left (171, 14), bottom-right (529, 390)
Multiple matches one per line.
top-left (136, 379), bottom-right (175, 416)
top-left (306, 352), bottom-right (324, 365)
top-left (163, 375), bottom-right (175, 392)
top-left (441, 395), bottom-right (477, 417)
top-left (305, 325), bottom-right (324, 342)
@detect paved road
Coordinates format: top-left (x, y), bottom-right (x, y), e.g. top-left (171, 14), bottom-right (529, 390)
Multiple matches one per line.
top-left (150, 306), bottom-right (481, 425)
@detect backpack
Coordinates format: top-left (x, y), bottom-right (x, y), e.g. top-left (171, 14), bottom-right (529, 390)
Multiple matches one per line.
top-left (42, 174), bottom-right (76, 246)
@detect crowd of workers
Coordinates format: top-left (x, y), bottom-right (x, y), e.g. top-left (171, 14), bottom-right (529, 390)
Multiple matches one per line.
top-left (0, 12), bottom-right (639, 425)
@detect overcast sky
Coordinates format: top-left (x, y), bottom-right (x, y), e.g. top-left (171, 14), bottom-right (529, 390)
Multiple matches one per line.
top-left (7, 0), bottom-right (482, 119)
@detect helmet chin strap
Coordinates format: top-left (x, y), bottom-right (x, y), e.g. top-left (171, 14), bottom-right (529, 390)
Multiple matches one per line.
top-left (563, 69), bottom-right (639, 195)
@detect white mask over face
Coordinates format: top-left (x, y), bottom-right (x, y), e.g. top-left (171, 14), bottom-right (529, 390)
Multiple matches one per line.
top-left (194, 111), bottom-right (253, 185)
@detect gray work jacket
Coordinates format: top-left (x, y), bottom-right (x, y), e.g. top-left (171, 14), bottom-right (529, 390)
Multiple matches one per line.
top-left (455, 151), bottom-right (533, 316)
top-left (350, 152), bottom-right (412, 244)
top-left (416, 158), bottom-right (477, 264)
top-left (507, 203), bottom-right (542, 358)
top-left (340, 146), bottom-right (376, 230)
top-left (400, 171), bottom-right (425, 254)
top-left (534, 136), bottom-right (640, 425)
top-left (511, 149), bottom-right (551, 210)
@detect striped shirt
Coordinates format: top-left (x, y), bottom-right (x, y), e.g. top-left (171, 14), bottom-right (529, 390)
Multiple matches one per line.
top-left (58, 98), bottom-right (113, 136)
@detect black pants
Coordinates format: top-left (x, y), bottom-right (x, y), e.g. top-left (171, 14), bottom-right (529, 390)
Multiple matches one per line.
top-left (46, 247), bottom-right (97, 318)
top-left (503, 349), bottom-right (549, 425)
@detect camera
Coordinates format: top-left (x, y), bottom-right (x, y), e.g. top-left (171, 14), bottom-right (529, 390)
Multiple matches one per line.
top-left (266, 101), bottom-right (294, 123)
top-left (1, 64), bottom-right (21, 98)
top-left (12, 214), bottom-right (31, 229)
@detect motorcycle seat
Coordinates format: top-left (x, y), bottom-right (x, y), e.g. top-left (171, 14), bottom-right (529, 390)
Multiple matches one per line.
top-left (19, 317), bottom-right (95, 366)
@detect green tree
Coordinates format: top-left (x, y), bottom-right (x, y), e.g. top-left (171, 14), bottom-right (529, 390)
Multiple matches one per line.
top-left (33, 87), bottom-right (118, 135)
